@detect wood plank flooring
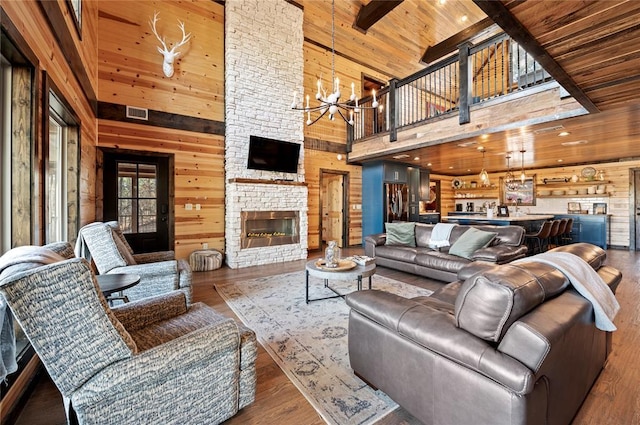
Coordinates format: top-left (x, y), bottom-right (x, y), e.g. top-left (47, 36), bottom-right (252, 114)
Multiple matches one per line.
top-left (9, 247), bottom-right (640, 425)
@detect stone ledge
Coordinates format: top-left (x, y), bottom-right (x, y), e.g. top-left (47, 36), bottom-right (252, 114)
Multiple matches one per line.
top-left (228, 178), bottom-right (308, 186)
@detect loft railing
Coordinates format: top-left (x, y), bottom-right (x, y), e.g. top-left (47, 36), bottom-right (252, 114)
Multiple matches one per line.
top-left (349, 33), bottom-right (552, 145)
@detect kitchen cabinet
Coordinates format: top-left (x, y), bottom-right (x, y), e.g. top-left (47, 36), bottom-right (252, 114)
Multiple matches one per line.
top-left (419, 170), bottom-right (431, 201)
top-left (384, 162), bottom-right (407, 182)
top-left (554, 214), bottom-right (610, 249)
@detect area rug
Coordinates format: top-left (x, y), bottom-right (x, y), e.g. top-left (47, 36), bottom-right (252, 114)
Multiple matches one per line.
top-left (215, 271), bottom-right (432, 425)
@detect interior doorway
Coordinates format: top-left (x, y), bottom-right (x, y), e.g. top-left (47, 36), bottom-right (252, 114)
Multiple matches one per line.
top-left (320, 170), bottom-right (348, 248)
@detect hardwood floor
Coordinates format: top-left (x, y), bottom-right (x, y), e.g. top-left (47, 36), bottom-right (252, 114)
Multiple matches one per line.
top-left (9, 248), bottom-right (640, 425)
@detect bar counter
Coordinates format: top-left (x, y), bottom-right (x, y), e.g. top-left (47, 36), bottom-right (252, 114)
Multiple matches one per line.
top-left (442, 214), bottom-right (555, 231)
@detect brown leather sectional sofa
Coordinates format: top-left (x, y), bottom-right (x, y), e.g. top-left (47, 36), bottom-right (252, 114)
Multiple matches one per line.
top-left (364, 223), bottom-right (528, 282)
top-left (346, 243), bottom-right (621, 425)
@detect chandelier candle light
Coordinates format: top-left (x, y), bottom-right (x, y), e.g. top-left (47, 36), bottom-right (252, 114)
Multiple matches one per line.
top-left (504, 153), bottom-right (520, 191)
top-left (290, 0), bottom-right (379, 126)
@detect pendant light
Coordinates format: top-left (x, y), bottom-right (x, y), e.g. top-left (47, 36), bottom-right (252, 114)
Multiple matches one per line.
top-left (479, 147), bottom-right (490, 186)
top-left (519, 149), bottom-right (527, 183)
top-left (504, 153), bottom-right (519, 191)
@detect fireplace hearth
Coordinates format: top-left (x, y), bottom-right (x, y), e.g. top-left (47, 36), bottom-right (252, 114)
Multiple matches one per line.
top-left (241, 211), bottom-right (300, 249)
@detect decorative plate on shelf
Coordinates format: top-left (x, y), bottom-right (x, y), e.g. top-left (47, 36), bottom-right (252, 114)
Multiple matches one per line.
top-left (581, 167), bottom-right (597, 179)
top-left (452, 178), bottom-right (463, 189)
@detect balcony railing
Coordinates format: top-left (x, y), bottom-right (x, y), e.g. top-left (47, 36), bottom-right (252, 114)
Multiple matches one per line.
top-left (349, 33), bottom-right (553, 145)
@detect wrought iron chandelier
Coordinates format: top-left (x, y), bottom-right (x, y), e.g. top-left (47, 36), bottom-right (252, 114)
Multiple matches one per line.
top-left (290, 0), bottom-right (379, 126)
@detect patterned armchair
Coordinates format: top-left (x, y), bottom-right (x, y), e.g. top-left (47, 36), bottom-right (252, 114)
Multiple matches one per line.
top-left (0, 243), bottom-right (257, 425)
top-left (76, 222), bottom-right (192, 303)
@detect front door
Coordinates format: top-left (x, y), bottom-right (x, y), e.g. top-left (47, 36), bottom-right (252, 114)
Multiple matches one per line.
top-left (102, 150), bottom-right (172, 253)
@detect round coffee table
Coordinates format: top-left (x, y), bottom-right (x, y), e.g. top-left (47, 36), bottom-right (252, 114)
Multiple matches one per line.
top-left (305, 259), bottom-right (376, 304)
top-left (96, 273), bottom-right (141, 305)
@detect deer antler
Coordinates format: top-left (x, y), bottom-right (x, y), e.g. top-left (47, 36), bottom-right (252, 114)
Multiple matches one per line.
top-left (149, 11), bottom-right (191, 78)
top-left (149, 11), bottom-right (169, 53)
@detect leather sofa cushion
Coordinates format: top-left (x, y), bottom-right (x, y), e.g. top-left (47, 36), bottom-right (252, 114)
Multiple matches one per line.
top-left (374, 245), bottom-right (419, 263)
top-left (415, 251), bottom-right (471, 273)
top-left (455, 262), bottom-right (569, 342)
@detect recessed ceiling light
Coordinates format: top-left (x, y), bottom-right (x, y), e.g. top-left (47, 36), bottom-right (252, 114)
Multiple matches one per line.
top-left (439, 0), bottom-right (446, 4)
top-left (414, 156), bottom-right (420, 161)
top-left (467, 169), bottom-right (471, 172)
top-left (557, 159), bottom-right (563, 162)
top-left (449, 166), bottom-right (454, 169)
top-left (481, 134), bottom-right (489, 140)
top-left (392, 154), bottom-right (410, 159)
top-left (560, 140), bottom-right (588, 146)
top-left (457, 141), bottom-right (478, 148)
top-left (461, 15), bottom-right (468, 22)
top-left (558, 131), bottom-right (570, 137)
top-left (427, 163), bottom-right (432, 166)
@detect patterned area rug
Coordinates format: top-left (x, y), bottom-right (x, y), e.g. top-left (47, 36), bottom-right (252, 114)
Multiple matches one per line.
top-left (215, 270), bottom-right (432, 425)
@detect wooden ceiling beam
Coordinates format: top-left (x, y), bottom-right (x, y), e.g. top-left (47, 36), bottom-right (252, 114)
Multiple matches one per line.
top-left (473, 0), bottom-right (600, 114)
top-left (353, 0), bottom-right (404, 33)
top-left (420, 17), bottom-right (494, 65)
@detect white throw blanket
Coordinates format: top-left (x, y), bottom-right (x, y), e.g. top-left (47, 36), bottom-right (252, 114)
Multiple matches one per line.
top-left (428, 223), bottom-right (457, 248)
top-left (514, 252), bottom-right (620, 331)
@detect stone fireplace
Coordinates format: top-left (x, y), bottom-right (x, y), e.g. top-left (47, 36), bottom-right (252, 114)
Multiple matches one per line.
top-left (224, 0), bottom-right (307, 268)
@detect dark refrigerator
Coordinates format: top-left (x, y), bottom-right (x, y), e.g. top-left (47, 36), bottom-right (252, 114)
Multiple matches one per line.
top-left (385, 183), bottom-right (408, 222)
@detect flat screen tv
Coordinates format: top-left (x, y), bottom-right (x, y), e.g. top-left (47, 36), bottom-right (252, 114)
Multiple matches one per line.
top-left (247, 136), bottom-right (300, 173)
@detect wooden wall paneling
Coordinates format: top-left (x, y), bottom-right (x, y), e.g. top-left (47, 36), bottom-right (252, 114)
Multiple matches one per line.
top-left (97, 1), bottom-right (225, 122)
top-left (3, 1), bottom-right (99, 228)
top-left (97, 120), bottom-right (225, 259)
top-left (11, 67), bottom-right (33, 247)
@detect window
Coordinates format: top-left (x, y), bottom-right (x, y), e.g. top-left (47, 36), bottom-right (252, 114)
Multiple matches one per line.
top-left (45, 91), bottom-right (80, 244)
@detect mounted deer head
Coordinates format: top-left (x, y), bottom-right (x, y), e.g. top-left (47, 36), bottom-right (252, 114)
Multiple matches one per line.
top-left (149, 11), bottom-right (191, 78)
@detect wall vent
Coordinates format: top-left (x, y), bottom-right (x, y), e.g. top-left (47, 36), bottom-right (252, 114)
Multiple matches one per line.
top-left (126, 106), bottom-right (149, 120)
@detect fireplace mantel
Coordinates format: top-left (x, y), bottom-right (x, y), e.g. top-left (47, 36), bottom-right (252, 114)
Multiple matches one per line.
top-left (228, 178), bottom-right (308, 187)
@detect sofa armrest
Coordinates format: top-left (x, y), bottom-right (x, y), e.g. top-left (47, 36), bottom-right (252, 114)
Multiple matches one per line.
top-left (364, 233), bottom-right (386, 257)
top-left (111, 291), bottom-right (188, 331)
top-left (471, 245), bottom-right (528, 264)
top-left (347, 290), bottom-right (535, 395)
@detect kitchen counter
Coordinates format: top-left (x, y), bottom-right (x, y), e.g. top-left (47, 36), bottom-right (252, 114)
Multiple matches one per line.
top-left (442, 214), bottom-right (555, 223)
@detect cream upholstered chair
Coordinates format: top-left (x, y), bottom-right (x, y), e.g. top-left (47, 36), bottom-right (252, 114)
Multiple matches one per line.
top-left (76, 222), bottom-right (192, 303)
top-left (0, 243), bottom-right (257, 425)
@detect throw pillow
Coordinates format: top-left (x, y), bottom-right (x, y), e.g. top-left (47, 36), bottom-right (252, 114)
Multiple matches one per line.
top-left (385, 222), bottom-right (416, 247)
top-left (449, 228), bottom-right (497, 259)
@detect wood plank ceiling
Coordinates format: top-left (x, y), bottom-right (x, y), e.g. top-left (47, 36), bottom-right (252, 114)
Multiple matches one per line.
top-left (299, 0), bottom-right (640, 175)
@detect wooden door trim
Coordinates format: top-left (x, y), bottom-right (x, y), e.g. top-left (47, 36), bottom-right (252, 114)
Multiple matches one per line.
top-left (319, 169), bottom-right (350, 249)
top-left (629, 168), bottom-right (640, 251)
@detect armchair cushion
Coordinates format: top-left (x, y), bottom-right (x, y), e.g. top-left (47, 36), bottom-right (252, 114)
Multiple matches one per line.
top-left (78, 222), bottom-right (129, 273)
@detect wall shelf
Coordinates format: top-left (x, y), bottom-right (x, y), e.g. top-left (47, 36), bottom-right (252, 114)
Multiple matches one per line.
top-left (539, 180), bottom-right (610, 186)
top-left (538, 194), bottom-right (610, 198)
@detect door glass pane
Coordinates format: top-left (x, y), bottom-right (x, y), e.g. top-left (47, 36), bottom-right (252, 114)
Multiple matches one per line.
top-left (138, 199), bottom-right (157, 232)
top-left (117, 162), bottom-right (157, 233)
